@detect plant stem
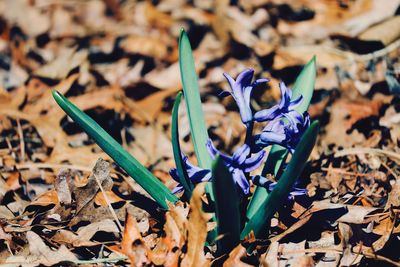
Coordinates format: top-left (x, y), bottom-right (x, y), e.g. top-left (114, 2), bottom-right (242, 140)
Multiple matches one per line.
top-left (244, 121), bottom-right (254, 149)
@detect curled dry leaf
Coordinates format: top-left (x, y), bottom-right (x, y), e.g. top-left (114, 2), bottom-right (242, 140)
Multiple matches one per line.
top-left (151, 203), bottom-right (189, 265)
top-left (223, 245), bottom-right (253, 267)
top-left (34, 48), bottom-right (88, 80)
top-left (73, 158), bottom-right (113, 214)
top-left (54, 169), bottom-right (73, 206)
top-left (6, 231), bottom-right (77, 265)
top-left (52, 219), bottom-right (119, 247)
top-left (385, 178), bottom-right (400, 210)
top-left (358, 16), bottom-right (400, 45)
top-left (94, 190), bottom-right (125, 207)
top-left (120, 36), bottom-right (168, 60)
top-left (181, 183), bottom-right (211, 267)
top-left (121, 211), bottom-right (150, 266)
top-left (27, 190), bottom-right (59, 208)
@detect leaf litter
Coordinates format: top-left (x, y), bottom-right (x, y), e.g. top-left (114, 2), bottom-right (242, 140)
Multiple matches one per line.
top-left (0, 0), bottom-right (399, 266)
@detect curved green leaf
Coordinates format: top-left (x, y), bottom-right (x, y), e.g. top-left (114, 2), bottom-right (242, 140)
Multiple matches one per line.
top-left (246, 145), bottom-right (287, 219)
top-left (212, 156), bottom-right (240, 256)
top-left (246, 56), bottom-right (316, 220)
top-left (52, 90), bottom-right (178, 209)
top-left (172, 91), bottom-right (193, 200)
top-left (292, 55), bottom-right (316, 114)
top-left (178, 29), bottom-right (212, 170)
top-left (241, 121), bottom-right (319, 241)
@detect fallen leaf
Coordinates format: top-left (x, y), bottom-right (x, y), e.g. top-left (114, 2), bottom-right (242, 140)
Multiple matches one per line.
top-left (6, 231), bottom-right (77, 265)
top-left (94, 190), bottom-right (125, 207)
top-left (54, 169), bottom-right (73, 206)
top-left (223, 245), bottom-right (252, 267)
top-left (181, 183), bottom-right (211, 267)
top-left (121, 211), bottom-right (150, 266)
top-left (385, 178), bottom-right (400, 210)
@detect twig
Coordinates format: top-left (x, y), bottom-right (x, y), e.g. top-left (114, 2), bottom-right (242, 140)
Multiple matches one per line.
top-left (281, 247), bottom-right (400, 267)
top-left (334, 148), bottom-right (400, 162)
top-left (356, 251), bottom-right (400, 267)
top-left (345, 39), bottom-right (400, 63)
top-left (74, 256), bottom-right (128, 264)
top-left (16, 119), bottom-right (25, 162)
top-left (93, 172), bottom-right (123, 232)
top-left (15, 163), bottom-right (93, 172)
top-left (2, 256), bottom-right (129, 265)
top-left (321, 167), bottom-right (371, 177)
top-left (380, 161), bottom-right (399, 179)
top-left (280, 39), bottom-right (400, 68)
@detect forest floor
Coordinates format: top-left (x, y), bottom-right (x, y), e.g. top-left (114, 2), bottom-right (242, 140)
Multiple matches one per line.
top-left (0, 0), bottom-right (399, 266)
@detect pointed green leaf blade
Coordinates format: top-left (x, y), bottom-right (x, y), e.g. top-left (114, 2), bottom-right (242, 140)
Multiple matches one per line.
top-left (212, 156), bottom-right (241, 256)
top-left (246, 145), bottom-right (288, 219)
top-left (246, 56), bottom-right (317, 219)
top-left (52, 91), bottom-right (178, 209)
top-left (171, 91), bottom-right (193, 200)
top-left (292, 55), bottom-right (317, 114)
top-left (241, 121), bottom-right (319, 241)
top-left (178, 29), bottom-right (212, 170)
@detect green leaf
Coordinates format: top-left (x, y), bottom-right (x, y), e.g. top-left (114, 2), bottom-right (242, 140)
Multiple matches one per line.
top-left (178, 29), bottom-right (212, 170)
top-left (246, 145), bottom-right (288, 219)
top-left (171, 91), bottom-right (193, 200)
top-left (245, 56), bottom-right (316, 220)
top-left (292, 55), bottom-right (316, 114)
top-left (261, 145), bottom-right (288, 177)
top-left (52, 90), bottom-right (178, 209)
top-left (212, 156), bottom-right (241, 256)
top-left (241, 121), bottom-right (319, 241)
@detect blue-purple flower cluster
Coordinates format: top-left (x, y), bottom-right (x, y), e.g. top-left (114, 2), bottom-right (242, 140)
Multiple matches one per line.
top-left (170, 69), bottom-right (310, 196)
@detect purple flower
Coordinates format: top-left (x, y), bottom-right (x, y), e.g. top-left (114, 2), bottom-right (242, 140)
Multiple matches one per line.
top-left (252, 175), bottom-right (307, 199)
top-left (206, 139), bottom-right (266, 194)
top-left (254, 81), bottom-right (303, 122)
top-left (254, 111), bottom-right (310, 153)
top-left (220, 69), bottom-right (269, 125)
top-left (169, 154), bottom-right (211, 194)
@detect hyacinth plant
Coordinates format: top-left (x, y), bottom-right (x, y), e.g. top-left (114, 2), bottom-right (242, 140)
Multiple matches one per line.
top-left (52, 29), bottom-right (318, 255)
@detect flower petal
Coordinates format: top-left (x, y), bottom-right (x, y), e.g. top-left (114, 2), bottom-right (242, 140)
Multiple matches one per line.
top-left (206, 139), bottom-right (219, 160)
top-left (243, 150), bottom-right (266, 172)
top-left (254, 105), bottom-right (281, 122)
top-left (232, 168), bottom-right (250, 194)
top-left (258, 130), bottom-right (286, 144)
top-left (252, 176), bottom-right (308, 199)
top-left (172, 184), bottom-right (184, 194)
top-left (206, 139), bottom-right (232, 163)
top-left (235, 69), bottom-right (254, 89)
top-left (223, 73), bottom-right (236, 91)
top-left (169, 168), bottom-right (180, 182)
top-left (252, 175), bottom-right (274, 189)
top-left (188, 169), bottom-right (211, 183)
top-left (278, 81), bottom-right (291, 110)
top-left (236, 99), bottom-right (253, 123)
top-left (252, 78), bottom-right (269, 87)
top-left (289, 95), bottom-right (303, 110)
top-left (232, 144), bottom-right (250, 165)
top-left (218, 90), bottom-right (231, 98)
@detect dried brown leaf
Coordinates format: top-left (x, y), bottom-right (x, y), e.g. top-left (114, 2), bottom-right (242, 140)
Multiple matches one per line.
top-left (181, 183), bottom-right (211, 267)
top-left (121, 211), bottom-right (150, 266)
top-left (385, 178), bottom-right (400, 210)
top-left (223, 245), bottom-right (252, 267)
top-left (6, 231), bottom-right (77, 265)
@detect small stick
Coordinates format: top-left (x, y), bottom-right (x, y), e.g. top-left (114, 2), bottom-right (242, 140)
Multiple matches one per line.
top-left (93, 172), bottom-right (123, 232)
top-left (16, 119), bottom-right (25, 162)
top-left (334, 148), bottom-right (400, 162)
top-left (15, 163), bottom-right (93, 172)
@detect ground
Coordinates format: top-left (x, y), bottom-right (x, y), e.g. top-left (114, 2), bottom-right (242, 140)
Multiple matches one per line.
top-left (0, 0), bottom-right (399, 266)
